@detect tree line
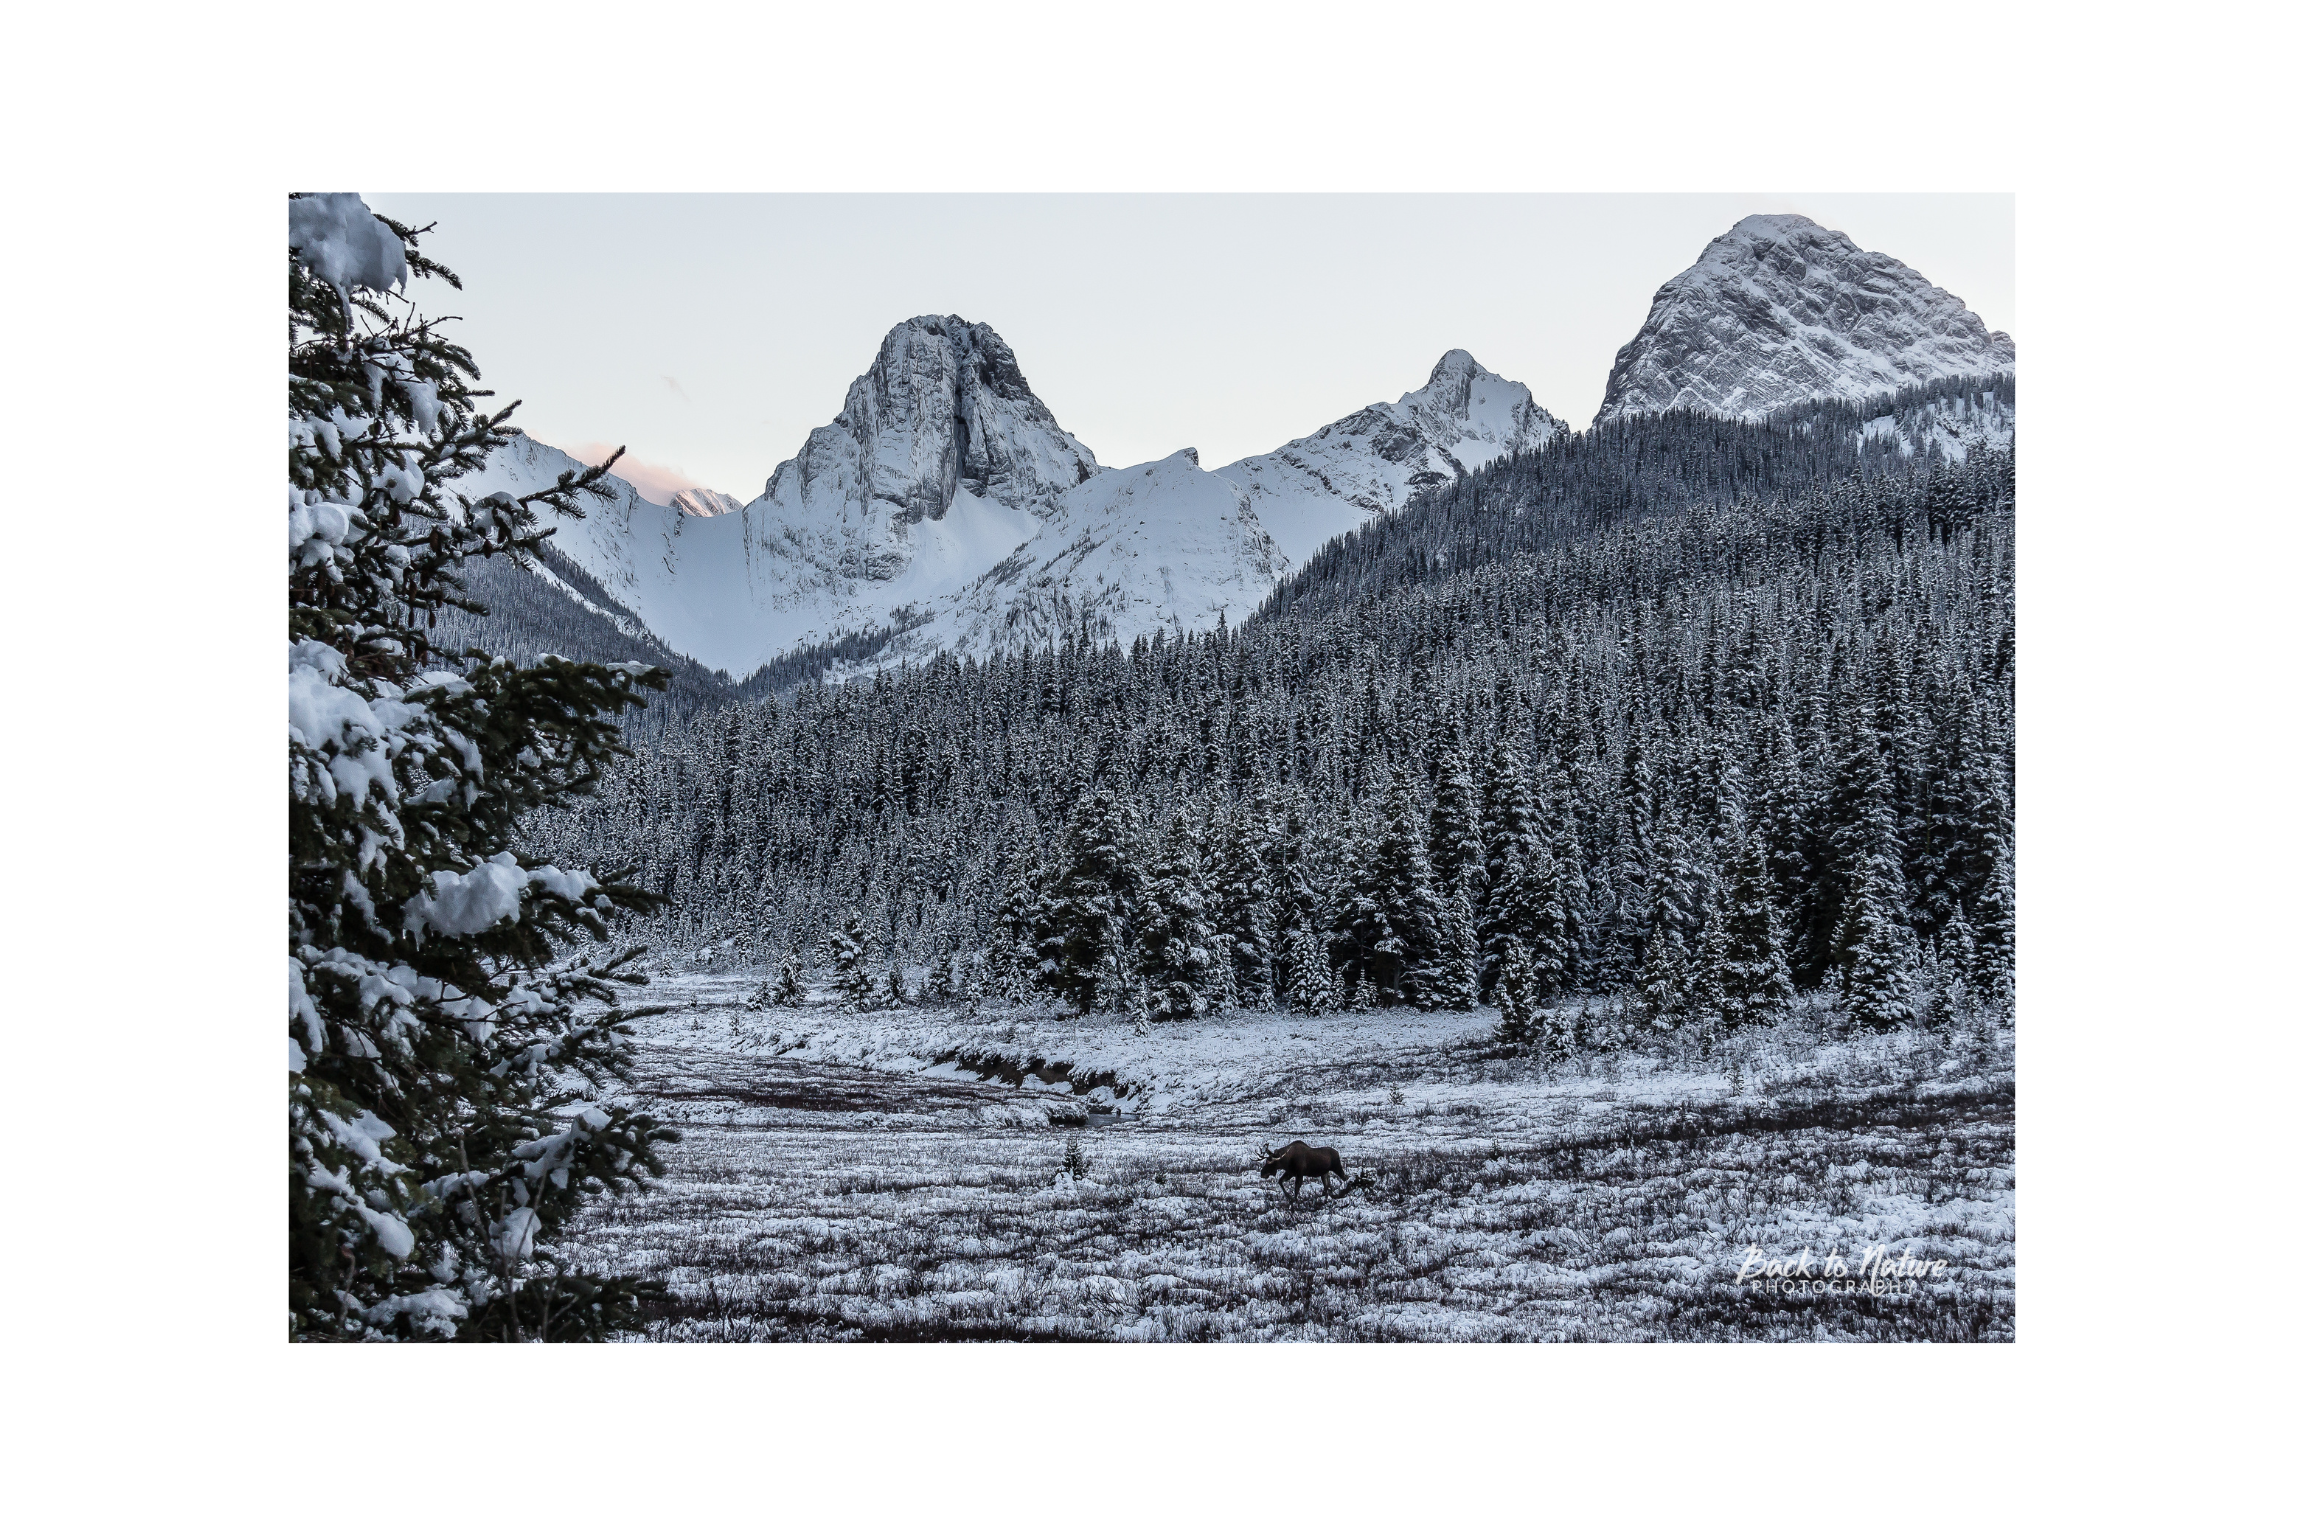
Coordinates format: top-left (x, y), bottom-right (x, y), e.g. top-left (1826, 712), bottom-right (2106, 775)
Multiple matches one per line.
top-left (530, 444), bottom-right (2015, 1042)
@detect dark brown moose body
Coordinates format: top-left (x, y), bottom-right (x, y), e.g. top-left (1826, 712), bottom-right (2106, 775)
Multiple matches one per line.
top-left (1259, 1140), bottom-right (1347, 1199)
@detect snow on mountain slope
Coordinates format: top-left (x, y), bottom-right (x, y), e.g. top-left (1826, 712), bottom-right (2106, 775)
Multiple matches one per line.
top-left (462, 316), bottom-right (1100, 677)
top-left (1595, 214), bottom-right (2015, 426)
top-left (668, 487), bottom-right (745, 517)
top-left (871, 449), bottom-right (1289, 668)
top-left (1213, 350), bottom-right (1565, 561)
top-left (454, 431), bottom-right (742, 667)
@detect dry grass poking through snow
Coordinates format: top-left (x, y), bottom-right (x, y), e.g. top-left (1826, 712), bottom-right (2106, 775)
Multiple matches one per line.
top-left (562, 976), bottom-right (2014, 1342)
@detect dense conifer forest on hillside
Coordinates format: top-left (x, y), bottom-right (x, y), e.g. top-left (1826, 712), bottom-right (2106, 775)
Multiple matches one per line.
top-left (525, 405), bottom-right (2014, 1038)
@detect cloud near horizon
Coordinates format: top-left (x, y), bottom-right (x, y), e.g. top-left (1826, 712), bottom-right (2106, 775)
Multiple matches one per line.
top-left (553, 439), bottom-right (708, 507)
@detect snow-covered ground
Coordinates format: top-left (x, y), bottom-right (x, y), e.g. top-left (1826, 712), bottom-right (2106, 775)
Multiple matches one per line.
top-left (565, 974), bottom-right (2015, 1342)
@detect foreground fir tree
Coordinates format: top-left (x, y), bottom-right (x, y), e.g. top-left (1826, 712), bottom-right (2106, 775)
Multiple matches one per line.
top-left (288, 195), bottom-right (673, 1341)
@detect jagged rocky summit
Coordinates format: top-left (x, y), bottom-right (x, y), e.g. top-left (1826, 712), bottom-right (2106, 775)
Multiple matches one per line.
top-left (1595, 213), bottom-right (2015, 426)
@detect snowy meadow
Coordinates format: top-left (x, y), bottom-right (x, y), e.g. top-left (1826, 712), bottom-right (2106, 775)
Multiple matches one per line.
top-left (565, 973), bottom-right (2014, 1342)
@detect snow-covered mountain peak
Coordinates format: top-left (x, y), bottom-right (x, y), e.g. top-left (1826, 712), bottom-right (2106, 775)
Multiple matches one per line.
top-left (1213, 351), bottom-right (1565, 561)
top-left (1411, 348), bottom-right (1484, 414)
top-left (791, 313), bottom-right (1100, 527)
top-left (1595, 214), bottom-right (2014, 425)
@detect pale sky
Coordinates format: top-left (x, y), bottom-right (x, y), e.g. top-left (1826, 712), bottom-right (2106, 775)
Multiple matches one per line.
top-left (364, 194), bottom-right (2014, 504)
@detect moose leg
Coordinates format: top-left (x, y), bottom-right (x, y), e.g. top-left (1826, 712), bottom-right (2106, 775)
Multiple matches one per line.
top-left (1321, 1171), bottom-right (1335, 1196)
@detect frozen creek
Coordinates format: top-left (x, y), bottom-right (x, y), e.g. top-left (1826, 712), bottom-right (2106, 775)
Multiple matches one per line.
top-left (561, 973), bottom-right (2015, 1342)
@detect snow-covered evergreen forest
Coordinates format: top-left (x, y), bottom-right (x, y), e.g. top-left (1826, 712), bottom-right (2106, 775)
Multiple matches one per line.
top-left (531, 431), bottom-right (2014, 1041)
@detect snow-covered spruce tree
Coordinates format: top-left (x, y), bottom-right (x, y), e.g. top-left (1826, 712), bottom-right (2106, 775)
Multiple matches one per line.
top-left (771, 948), bottom-right (807, 1007)
top-left (1045, 790), bottom-right (1145, 1012)
top-left (1476, 737), bottom-right (1539, 998)
top-left (1207, 803), bottom-right (1277, 1012)
top-left (1541, 772), bottom-right (1596, 992)
top-left (288, 195), bottom-right (673, 1341)
top-left (1432, 885), bottom-right (1481, 1011)
top-left (1340, 775), bottom-right (1444, 1007)
top-left (1521, 837), bottom-right (1573, 1003)
top-left (1909, 692), bottom-right (1981, 946)
top-left (1285, 923), bottom-right (1337, 1015)
top-left (1836, 852), bottom-right (1917, 1030)
top-left (1538, 991), bottom-right (1581, 1065)
top-left (1485, 836), bottom-right (1570, 1006)
top-left (1805, 730), bottom-right (1895, 987)
top-left (883, 954), bottom-right (912, 1008)
top-left (924, 937), bottom-right (956, 1005)
top-left (1428, 729), bottom-right (1485, 901)
top-left (1269, 794), bottom-right (1325, 1000)
top-left (1493, 937), bottom-right (1539, 1048)
top-left (1135, 829), bottom-right (1219, 1020)
top-left (1636, 915), bottom-right (1692, 1029)
top-left (1601, 737), bottom-right (1658, 985)
top-left (1968, 852), bottom-right (2014, 1006)
top-left (1648, 810), bottom-right (1706, 954)
top-left (1710, 827), bottom-right (1794, 1032)
top-left (1937, 908), bottom-right (1978, 990)
top-left (994, 850), bottom-right (1048, 996)
top-left (827, 909), bottom-right (875, 1010)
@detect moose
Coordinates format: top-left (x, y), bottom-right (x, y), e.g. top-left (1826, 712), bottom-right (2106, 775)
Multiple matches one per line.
top-left (1259, 1140), bottom-right (1348, 1200)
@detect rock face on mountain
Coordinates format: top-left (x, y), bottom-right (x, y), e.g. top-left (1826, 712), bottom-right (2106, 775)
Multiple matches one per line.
top-left (1214, 350), bottom-right (1565, 561)
top-left (463, 318), bottom-right (1105, 676)
top-left (878, 448), bottom-right (1289, 667)
top-left (1595, 214), bottom-right (2015, 426)
top-left (756, 315), bottom-right (1099, 535)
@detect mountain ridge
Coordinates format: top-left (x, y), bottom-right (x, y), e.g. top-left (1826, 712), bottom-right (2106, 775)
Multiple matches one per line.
top-left (457, 215), bottom-right (2013, 690)
top-left (1213, 349), bottom-right (1566, 561)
